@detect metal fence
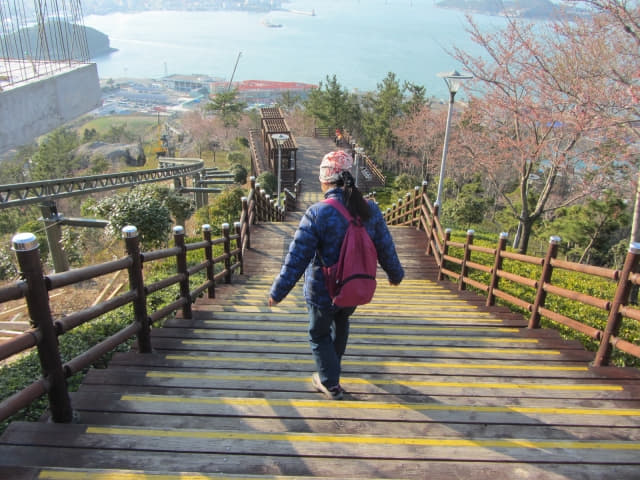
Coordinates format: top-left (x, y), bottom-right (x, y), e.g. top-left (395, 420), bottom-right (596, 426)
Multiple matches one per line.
top-left (0, 0), bottom-right (90, 89)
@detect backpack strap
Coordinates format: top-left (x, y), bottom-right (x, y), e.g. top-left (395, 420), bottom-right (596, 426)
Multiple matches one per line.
top-left (323, 197), bottom-right (355, 222)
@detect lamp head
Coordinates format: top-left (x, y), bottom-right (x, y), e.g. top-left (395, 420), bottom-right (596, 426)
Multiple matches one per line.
top-left (437, 70), bottom-right (473, 94)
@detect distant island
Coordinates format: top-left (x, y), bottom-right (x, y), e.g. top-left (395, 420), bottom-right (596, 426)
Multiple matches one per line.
top-left (1, 21), bottom-right (115, 60)
top-left (436, 0), bottom-right (588, 19)
top-left (81, 0), bottom-right (285, 15)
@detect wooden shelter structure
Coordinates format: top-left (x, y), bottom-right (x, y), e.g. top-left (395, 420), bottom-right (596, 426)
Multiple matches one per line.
top-left (260, 107), bottom-right (298, 191)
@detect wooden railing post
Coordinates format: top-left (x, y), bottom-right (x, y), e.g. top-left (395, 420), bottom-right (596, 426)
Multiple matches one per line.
top-left (223, 223), bottom-right (232, 284)
top-left (202, 224), bottom-right (215, 299)
top-left (593, 242), bottom-right (640, 366)
top-left (438, 228), bottom-right (451, 281)
top-left (12, 232), bottom-right (74, 423)
top-left (426, 203), bottom-right (439, 256)
top-left (235, 221), bottom-right (244, 275)
top-left (193, 171), bottom-right (203, 209)
top-left (40, 202), bottom-right (69, 273)
top-left (173, 226), bottom-right (192, 319)
top-left (265, 195), bottom-right (271, 221)
top-left (405, 193), bottom-right (412, 224)
top-left (255, 185), bottom-right (263, 222)
top-left (529, 235), bottom-right (561, 329)
top-left (242, 196), bottom-right (251, 249)
top-left (122, 226), bottom-right (152, 353)
top-left (412, 186), bottom-right (421, 228)
top-left (487, 232), bottom-right (508, 306)
top-left (459, 229), bottom-right (474, 291)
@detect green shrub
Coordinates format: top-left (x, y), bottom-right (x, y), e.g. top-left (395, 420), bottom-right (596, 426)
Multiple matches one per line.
top-left (256, 172), bottom-right (276, 196)
top-left (0, 309), bottom-right (133, 434)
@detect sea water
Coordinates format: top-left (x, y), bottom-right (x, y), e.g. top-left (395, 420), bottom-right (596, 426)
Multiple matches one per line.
top-left (84, 0), bottom-right (506, 97)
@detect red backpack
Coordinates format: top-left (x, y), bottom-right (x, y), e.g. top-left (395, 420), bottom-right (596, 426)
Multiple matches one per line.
top-left (321, 198), bottom-right (378, 307)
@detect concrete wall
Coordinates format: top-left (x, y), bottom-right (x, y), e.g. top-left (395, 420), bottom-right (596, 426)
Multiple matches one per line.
top-left (0, 63), bottom-right (101, 152)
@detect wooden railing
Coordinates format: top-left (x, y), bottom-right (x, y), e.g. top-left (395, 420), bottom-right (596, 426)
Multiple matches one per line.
top-left (360, 153), bottom-right (386, 187)
top-left (313, 127), bottom-right (332, 138)
top-left (284, 179), bottom-right (303, 213)
top-left (248, 129), bottom-right (264, 178)
top-left (0, 176), bottom-right (284, 424)
top-left (384, 182), bottom-right (640, 367)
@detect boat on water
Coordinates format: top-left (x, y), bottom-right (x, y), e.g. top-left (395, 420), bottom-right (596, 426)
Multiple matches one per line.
top-left (261, 18), bottom-right (283, 28)
top-left (288, 9), bottom-right (315, 16)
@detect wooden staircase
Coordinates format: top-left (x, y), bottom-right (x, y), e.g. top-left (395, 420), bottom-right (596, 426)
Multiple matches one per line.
top-left (2, 220), bottom-right (640, 479)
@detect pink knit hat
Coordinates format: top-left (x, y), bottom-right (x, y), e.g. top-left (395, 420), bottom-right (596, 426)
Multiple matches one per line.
top-left (319, 150), bottom-right (353, 183)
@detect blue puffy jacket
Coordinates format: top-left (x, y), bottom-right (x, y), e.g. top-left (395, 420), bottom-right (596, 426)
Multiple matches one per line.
top-left (270, 187), bottom-right (405, 309)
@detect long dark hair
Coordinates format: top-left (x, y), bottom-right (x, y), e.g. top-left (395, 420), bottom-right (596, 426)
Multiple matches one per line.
top-left (335, 171), bottom-right (371, 221)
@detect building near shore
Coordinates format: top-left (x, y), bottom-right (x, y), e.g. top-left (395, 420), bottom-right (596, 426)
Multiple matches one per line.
top-left (162, 74), bottom-right (223, 93)
top-left (210, 79), bottom-right (317, 107)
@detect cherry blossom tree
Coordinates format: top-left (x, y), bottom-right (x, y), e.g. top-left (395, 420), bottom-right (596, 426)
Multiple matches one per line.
top-left (393, 103), bottom-right (446, 181)
top-left (450, 13), bottom-right (634, 253)
top-left (566, 0), bottom-right (640, 243)
top-left (181, 110), bottom-right (221, 158)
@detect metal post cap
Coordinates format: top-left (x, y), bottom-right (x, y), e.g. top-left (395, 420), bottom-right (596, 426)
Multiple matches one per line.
top-left (549, 235), bottom-right (562, 244)
top-left (222, 223), bottom-right (230, 229)
top-left (234, 222), bottom-right (241, 227)
top-left (122, 225), bottom-right (138, 238)
top-left (629, 242), bottom-right (640, 254)
top-left (12, 232), bottom-right (38, 251)
top-left (500, 232), bottom-right (509, 238)
top-left (445, 228), bottom-right (452, 234)
top-left (173, 226), bottom-right (185, 235)
top-left (467, 230), bottom-right (475, 235)
top-left (202, 224), bottom-right (212, 232)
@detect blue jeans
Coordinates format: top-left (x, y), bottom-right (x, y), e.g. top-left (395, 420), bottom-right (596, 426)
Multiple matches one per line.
top-left (308, 304), bottom-right (356, 388)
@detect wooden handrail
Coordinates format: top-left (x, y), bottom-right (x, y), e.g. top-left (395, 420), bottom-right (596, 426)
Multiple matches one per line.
top-left (384, 181), bottom-right (640, 367)
top-left (0, 177), bottom-right (277, 424)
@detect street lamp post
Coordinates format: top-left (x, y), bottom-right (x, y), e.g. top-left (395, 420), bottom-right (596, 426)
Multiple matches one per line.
top-left (271, 133), bottom-right (289, 208)
top-left (435, 70), bottom-right (472, 209)
top-left (354, 146), bottom-right (364, 189)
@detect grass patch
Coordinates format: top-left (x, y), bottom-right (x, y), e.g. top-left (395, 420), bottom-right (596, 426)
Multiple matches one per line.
top-left (78, 115), bottom-right (159, 139)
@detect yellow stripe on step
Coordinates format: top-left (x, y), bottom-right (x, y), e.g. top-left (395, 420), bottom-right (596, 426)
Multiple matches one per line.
top-left (181, 340), bottom-right (560, 355)
top-left (144, 371), bottom-right (621, 391)
top-left (120, 394), bottom-right (640, 417)
top-left (202, 320), bottom-right (519, 332)
top-left (165, 354), bottom-right (587, 371)
top-left (84, 426), bottom-right (640, 450)
top-left (191, 329), bottom-right (539, 343)
top-left (38, 470), bottom-right (319, 480)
